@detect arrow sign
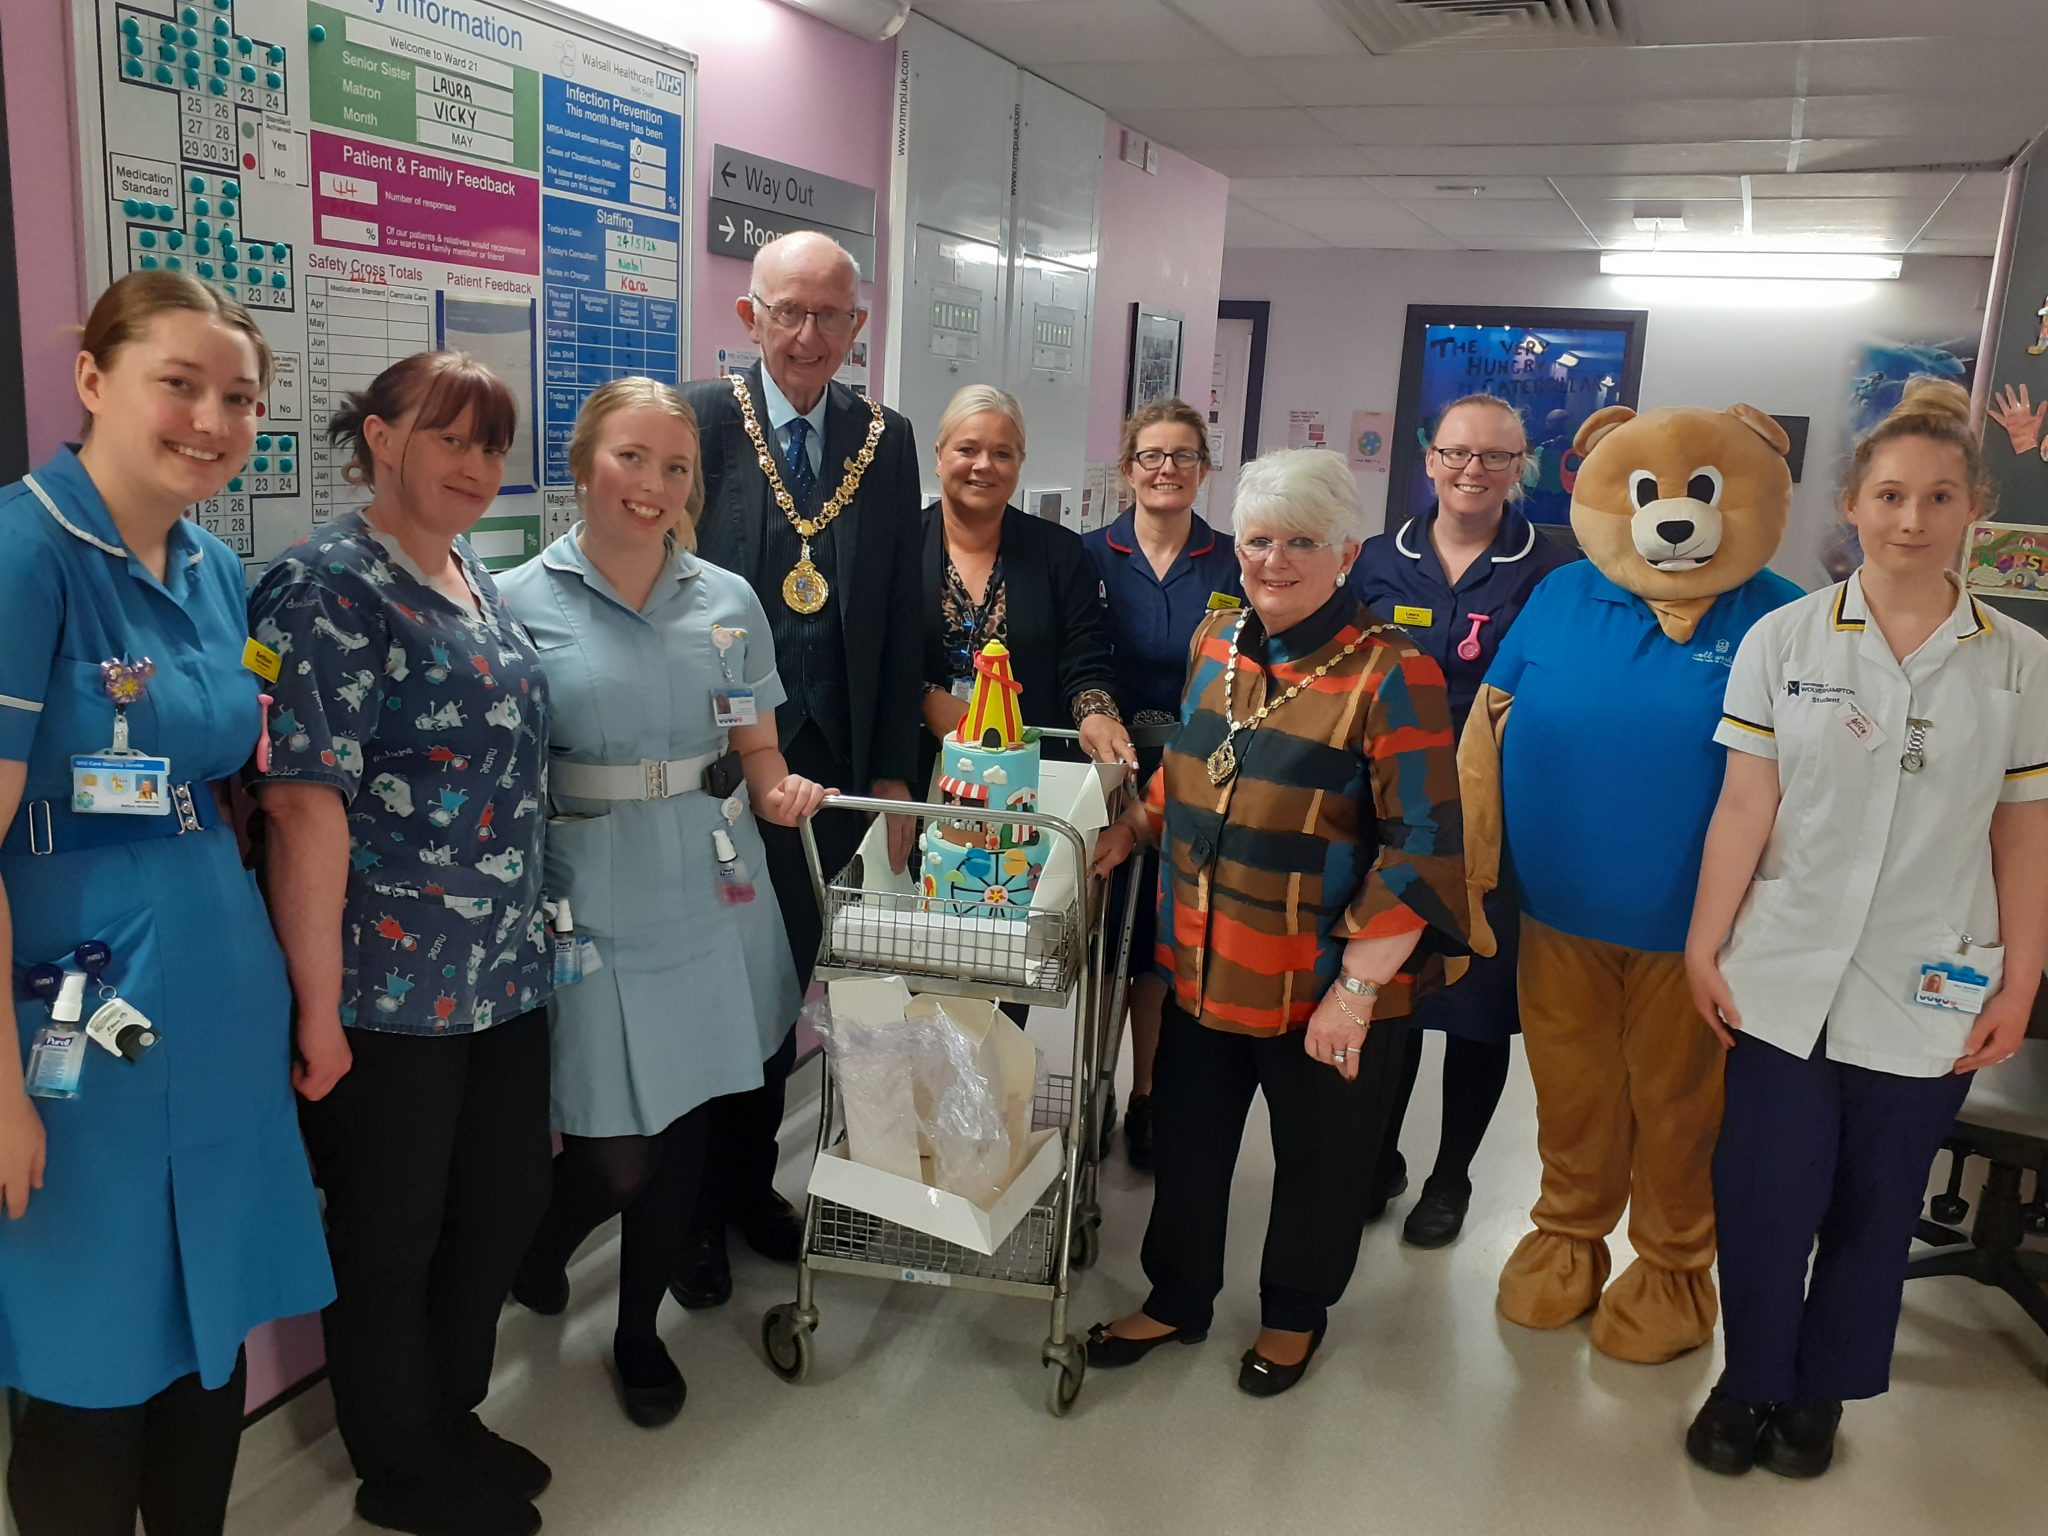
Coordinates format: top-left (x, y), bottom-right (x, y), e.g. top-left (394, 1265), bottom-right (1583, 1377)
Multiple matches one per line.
top-left (721, 161), bottom-right (735, 189)
top-left (718, 214), bottom-right (735, 240)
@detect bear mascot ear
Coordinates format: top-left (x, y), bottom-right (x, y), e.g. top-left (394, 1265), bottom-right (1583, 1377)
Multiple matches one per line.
top-left (1573, 405), bottom-right (1636, 458)
top-left (1726, 403), bottom-right (1792, 457)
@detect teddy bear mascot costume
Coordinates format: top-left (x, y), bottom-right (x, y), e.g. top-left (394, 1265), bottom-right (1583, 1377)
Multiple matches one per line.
top-left (1459, 402), bottom-right (1802, 1363)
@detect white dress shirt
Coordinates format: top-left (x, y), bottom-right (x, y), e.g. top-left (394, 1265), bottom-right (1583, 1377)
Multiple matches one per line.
top-left (1713, 572), bottom-right (2048, 1077)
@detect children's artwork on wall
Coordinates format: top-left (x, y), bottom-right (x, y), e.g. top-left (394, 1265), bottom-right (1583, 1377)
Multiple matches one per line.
top-left (2028, 297), bottom-right (2048, 357)
top-left (1818, 335), bottom-right (1981, 582)
top-left (1988, 383), bottom-right (2048, 459)
top-left (1963, 520), bottom-right (2048, 600)
top-left (1388, 305), bottom-right (1649, 527)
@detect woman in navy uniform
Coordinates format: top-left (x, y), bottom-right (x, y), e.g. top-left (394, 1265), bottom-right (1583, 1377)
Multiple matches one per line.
top-left (0, 273), bottom-right (332, 1535)
top-left (1349, 393), bottom-right (1578, 1245)
top-left (1083, 399), bottom-right (1242, 1170)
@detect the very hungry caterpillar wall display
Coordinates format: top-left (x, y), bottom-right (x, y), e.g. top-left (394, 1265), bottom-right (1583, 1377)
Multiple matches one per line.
top-left (920, 643), bottom-right (1048, 919)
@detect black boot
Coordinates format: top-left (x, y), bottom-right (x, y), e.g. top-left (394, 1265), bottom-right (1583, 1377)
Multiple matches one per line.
top-left (668, 1227), bottom-right (732, 1310)
top-left (1757, 1399), bottom-right (1842, 1479)
top-left (1401, 1175), bottom-right (1471, 1248)
top-left (1684, 1383), bottom-right (1769, 1475)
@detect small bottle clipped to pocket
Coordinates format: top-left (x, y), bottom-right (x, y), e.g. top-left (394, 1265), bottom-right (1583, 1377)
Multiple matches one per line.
top-left (25, 971), bottom-right (90, 1100)
top-left (712, 828), bottom-right (755, 906)
top-left (550, 898), bottom-right (582, 988)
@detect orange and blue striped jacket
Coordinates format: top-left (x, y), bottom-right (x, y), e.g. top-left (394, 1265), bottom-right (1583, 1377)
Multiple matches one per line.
top-left (1144, 595), bottom-right (1470, 1036)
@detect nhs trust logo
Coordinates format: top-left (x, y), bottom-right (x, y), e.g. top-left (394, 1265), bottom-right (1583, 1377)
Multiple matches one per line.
top-left (1691, 638), bottom-right (1733, 668)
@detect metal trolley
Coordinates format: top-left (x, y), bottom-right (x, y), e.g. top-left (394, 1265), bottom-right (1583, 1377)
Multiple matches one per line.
top-left (761, 739), bottom-right (1139, 1416)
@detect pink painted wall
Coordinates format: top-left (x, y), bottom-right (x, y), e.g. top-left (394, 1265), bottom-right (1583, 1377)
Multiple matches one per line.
top-left (4, 0), bottom-right (897, 1411)
top-left (1086, 126), bottom-right (1229, 463)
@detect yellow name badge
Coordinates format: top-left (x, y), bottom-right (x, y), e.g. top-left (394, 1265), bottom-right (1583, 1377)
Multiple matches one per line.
top-left (1393, 605), bottom-right (1434, 627)
top-left (1206, 592), bottom-right (1244, 611)
top-left (242, 637), bottom-right (282, 683)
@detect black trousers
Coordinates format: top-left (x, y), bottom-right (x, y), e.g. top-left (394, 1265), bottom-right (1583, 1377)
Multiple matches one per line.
top-left (1375, 1029), bottom-right (1514, 1195)
top-left (299, 1009), bottom-right (552, 1486)
top-left (692, 722), bottom-right (863, 1232)
top-left (7, 1350), bottom-right (247, 1536)
top-left (1141, 1001), bottom-right (1411, 1335)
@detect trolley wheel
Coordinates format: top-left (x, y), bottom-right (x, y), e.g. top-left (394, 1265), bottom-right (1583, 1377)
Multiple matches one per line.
top-left (1929, 1194), bottom-right (1970, 1225)
top-left (1044, 1352), bottom-right (1085, 1417)
top-left (1070, 1213), bottom-right (1101, 1271)
top-left (762, 1303), bottom-right (814, 1383)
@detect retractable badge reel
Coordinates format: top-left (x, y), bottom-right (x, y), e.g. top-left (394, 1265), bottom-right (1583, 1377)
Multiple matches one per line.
top-left (75, 940), bottom-right (158, 1063)
top-left (710, 626), bottom-right (757, 728)
top-left (72, 658), bottom-right (173, 816)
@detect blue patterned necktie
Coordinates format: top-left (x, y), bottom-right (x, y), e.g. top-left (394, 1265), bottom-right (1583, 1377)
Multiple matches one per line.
top-left (783, 417), bottom-right (818, 510)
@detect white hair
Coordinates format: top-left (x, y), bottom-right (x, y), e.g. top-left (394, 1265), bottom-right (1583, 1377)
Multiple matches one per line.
top-left (1231, 448), bottom-right (1365, 544)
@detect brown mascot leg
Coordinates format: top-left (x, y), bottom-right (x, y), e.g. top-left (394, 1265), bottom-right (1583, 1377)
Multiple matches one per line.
top-left (1498, 918), bottom-right (1629, 1330)
top-left (1588, 947), bottom-right (1725, 1363)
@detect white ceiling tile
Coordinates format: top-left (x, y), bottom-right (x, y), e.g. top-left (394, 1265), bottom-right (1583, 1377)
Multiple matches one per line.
top-left (1027, 60), bottom-right (1278, 112)
top-left (1236, 193), bottom-right (1450, 244)
top-left (1163, 0), bottom-right (1368, 58)
top-left (1793, 137), bottom-right (2027, 173)
top-left (1366, 176), bottom-right (1560, 200)
top-left (1805, 37), bottom-right (2048, 97)
top-left (1570, 200), bottom-right (1749, 240)
top-left (1745, 171), bottom-right (1968, 200)
top-left (1228, 176), bottom-right (1378, 200)
top-left (1549, 174), bottom-right (1746, 201)
top-left (1800, 95), bottom-right (2044, 145)
top-left (1394, 197), bottom-right (1587, 239)
top-left (1223, 199), bottom-right (1327, 249)
top-left (1366, 141), bottom-right (1796, 176)
top-left (1196, 145), bottom-right (1392, 177)
top-left (908, 1), bottom-right (1227, 64)
top-left (1457, 236), bottom-right (1603, 251)
top-left (1630, 0), bottom-right (1818, 45)
top-left (1921, 197), bottom-right (2007, 241)
top-left (1113, 107), bottom-right (1346, 150)
top-left (1253, 42), bottom-right (1801, 109)
top-left (1811, 0), bottom-right (2048, 39)
top-left (1309, 98), bottom-right (1783, 148)
top-left (1908, 238), bottom-right (1998, 257)
top-left (1747, 198), bottom-right (1943, 241)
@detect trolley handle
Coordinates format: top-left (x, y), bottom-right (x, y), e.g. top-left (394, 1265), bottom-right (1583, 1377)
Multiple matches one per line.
top-left (798, 789), bottom-right (1115, 910)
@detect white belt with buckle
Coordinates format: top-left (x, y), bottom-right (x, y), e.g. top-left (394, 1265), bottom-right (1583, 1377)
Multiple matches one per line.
top-left (551, 751), bottom-right (723, 802)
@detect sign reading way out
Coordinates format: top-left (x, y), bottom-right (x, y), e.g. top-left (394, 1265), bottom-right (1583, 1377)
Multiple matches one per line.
top-left (707, 145), bottom-right (878, 277)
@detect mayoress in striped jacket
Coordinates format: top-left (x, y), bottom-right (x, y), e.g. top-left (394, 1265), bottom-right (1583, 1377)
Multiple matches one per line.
top-left (1086, 448), bottom-right (1476, 1397)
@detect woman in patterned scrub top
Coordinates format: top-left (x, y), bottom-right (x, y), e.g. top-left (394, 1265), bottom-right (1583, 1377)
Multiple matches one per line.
top-left (250, 352), bottom-right (555, 1536)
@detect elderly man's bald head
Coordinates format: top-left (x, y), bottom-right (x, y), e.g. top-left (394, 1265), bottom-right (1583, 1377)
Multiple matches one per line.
top-left (739, 231), bottom-right (868, 413)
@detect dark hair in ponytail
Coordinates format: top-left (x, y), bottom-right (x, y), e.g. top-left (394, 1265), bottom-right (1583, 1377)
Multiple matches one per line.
top-left (329, 350), bottom-right (517, 487)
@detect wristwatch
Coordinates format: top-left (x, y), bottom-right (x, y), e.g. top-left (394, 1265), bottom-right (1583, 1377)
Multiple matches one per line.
top-left (1334, 972), bottom-right (1381, 1000)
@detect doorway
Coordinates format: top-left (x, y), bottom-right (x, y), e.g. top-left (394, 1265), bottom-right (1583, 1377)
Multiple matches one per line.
top-left (1203, 301), bottom-right (1267, 532)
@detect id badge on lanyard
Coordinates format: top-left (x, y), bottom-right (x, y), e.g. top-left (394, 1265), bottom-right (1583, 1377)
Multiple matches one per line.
top-left (710, 625), bottom-right (759, 727)
top-left (71, 658), bottom-right (170, 815)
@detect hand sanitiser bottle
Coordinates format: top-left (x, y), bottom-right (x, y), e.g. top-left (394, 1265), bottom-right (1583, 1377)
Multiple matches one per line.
top-left (551, 899), bottom-right (582, 988)
top-left (713, 828), bottom-right (756, 905)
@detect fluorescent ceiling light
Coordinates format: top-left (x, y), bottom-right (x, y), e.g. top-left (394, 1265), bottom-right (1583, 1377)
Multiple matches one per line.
top-left (1600, 250), bottom-right (1902, 281)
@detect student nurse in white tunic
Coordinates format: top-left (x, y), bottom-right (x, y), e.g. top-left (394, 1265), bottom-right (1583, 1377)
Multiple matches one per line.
top-left (1681, 379), bottom-right (2048, 1482)
top-left (496, 379), bottom-right (827, 1429)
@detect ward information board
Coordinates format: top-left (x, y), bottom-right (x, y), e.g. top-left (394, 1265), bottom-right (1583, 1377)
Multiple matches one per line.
top-left (72, 0), bottom-right (695, 571)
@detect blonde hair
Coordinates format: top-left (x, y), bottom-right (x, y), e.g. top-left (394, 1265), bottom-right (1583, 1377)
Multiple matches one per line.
top-left (1118, 397), bottom-right (1209, 472)
top-left (1843, 376), bottom-right (1989, 511)
top-left (567, 377), bottom-right (706, 551)
top-left (1232, 448), bottom-right (1365, 545)
top-left (934, 384), bottom-right (1027, 460)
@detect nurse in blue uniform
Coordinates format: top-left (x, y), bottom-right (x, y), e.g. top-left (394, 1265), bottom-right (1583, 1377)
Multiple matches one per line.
top-left (1083, 399), bottom-right (1242, 1170)
top-left (0, 273), bottom-right (332, 1536)
top-left (1349, 393), bottom-right (1578, 1246)
top-left (500, 379), bottom-right (824, 1429)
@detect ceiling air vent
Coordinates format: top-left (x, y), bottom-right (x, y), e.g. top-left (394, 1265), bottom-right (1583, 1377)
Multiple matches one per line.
top-left (1318, 0), bottom-right (1635, 53)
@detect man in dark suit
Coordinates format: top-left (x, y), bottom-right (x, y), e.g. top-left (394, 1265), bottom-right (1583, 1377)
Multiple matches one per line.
top-left (675, 231), bottom-right (923, 1307)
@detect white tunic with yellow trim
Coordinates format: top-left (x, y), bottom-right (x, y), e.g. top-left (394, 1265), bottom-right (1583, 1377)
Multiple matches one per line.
top-left (1712, 570), bottom-right (2048, 1077)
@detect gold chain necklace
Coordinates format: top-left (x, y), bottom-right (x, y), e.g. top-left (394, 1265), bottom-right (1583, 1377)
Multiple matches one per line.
top-left (730, 375), bottom-right (886, 614)
top-left (1205, 612), bottom-right (1399, 786)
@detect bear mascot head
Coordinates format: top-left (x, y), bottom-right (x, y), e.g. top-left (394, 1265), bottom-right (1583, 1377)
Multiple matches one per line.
top-left (1569, 404), bottom-right (1793, 643)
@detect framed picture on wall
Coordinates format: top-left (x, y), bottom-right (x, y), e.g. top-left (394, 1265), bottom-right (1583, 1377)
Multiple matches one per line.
top-left (1389, 305), bottom-right (1649, 527)
top-left (1126, 303), bottom-right (1185, 415)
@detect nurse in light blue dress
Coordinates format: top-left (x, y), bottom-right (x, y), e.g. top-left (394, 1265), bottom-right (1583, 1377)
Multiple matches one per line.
top-left (0, 275), bottom-right (331, 1536)
top-left (498, 378), bottom-right (825, 1427)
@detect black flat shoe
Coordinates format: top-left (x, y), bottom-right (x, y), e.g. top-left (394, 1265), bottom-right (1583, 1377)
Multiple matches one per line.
top-left (1685, 1384), bottom-right (1769, 1475)
top-left (356, 1473), bottom-right (540, 1536)
top-left (1084, 1320), bottom-right (1207, 1367)
top-left (614, 1336), bottom-right (687, 1429)
top-left (1237, 1323), bottom-right (1326, 1397)
top-left (1401, 1178), bottom-right (1471, 1249)
top-left (1757, 1399), bottom-right (1841, 1479)
top-left (460, 1415), bottom-right (551, 1500)
top-left (1124, 1095), bottom-right (1155, 1173)
top-left (669, 1228), bottom-right (733, 1311)
top-left (738, 1193), bottom-right (805, 1263)
top-left (509, 1251), bottom-right (569, 1317)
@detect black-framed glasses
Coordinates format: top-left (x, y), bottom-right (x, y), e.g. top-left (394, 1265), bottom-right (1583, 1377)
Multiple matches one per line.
top-left (1131, 447), bottom-right (1205, 470)
top-left (1432, 446), bottom-right (1523, 471)
top-left (749, 294), bottom-right (864, 338)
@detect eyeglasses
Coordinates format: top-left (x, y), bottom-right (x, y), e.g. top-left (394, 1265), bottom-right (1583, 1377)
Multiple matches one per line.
top-left (749, 295), bottom-right (863, 338)
top-left (1237, 536), bottom-right (1338, 561)
top-left (1432, 446), bottom-right (1523, 472)
top-left (1131, 448), bottom-right (1206, 471)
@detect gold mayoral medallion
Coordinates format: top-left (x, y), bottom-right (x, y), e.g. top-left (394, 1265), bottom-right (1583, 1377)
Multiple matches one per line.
top-left (1204, 613), bottom-right (1395, 786)
top-left (731, 376), bottom-right (886, 615)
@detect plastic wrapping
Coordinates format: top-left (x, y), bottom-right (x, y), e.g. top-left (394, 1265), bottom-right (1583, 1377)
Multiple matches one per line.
top-left (815, 977), bottom-right (1040, 1206)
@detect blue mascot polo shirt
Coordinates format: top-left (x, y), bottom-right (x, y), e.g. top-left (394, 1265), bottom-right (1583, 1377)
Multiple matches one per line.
top-left (1485, 559), bottom-right (1803, 953)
